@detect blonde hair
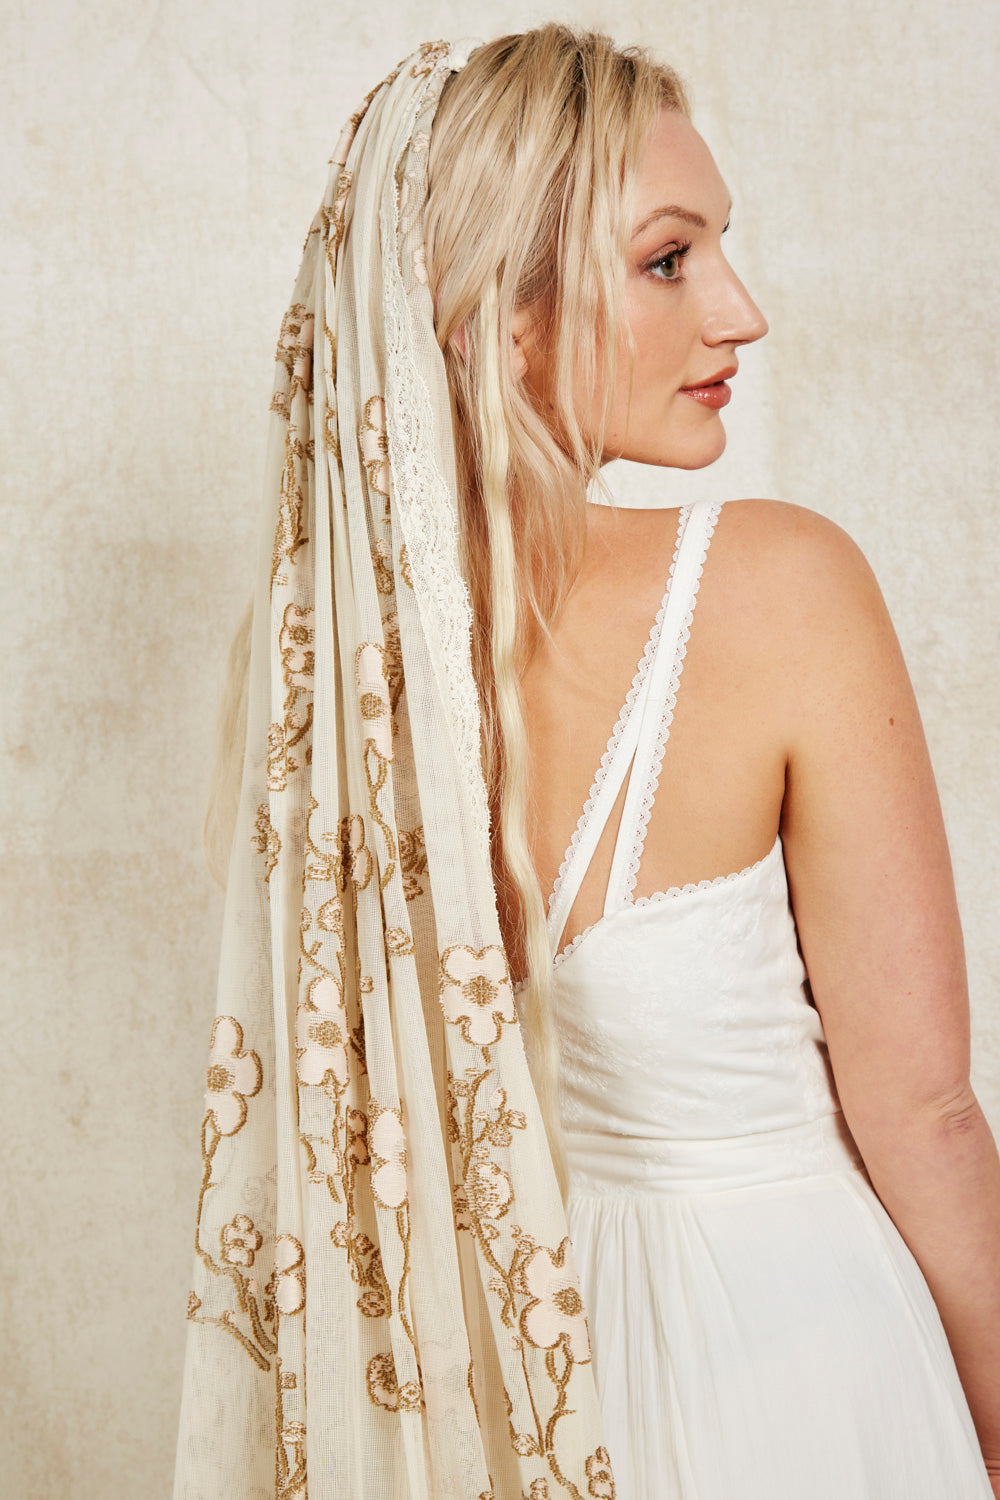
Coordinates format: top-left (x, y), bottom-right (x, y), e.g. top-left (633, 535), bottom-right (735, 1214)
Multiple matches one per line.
top-left (424, 26), bottom-right (688, 1185)
top-left (203, 24), bottom-right (688, 1189)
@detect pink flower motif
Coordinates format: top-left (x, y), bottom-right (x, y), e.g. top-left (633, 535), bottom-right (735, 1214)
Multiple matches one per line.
top-left (204, 1017), bottom-right (262, 1137)
top-left (465, 1156), bottom-right (514, 1220)
top-left (220, 1213), bottom-right (263, 1268)
top-left (585, 1445), bottom-right (616, 1499)
top-left (359, 396), bottom-right (390, 499)
top-left (519, 1236), bottom-right (591, 1363)
top-left (272, 1235), bottom-right (305, 1315)
top-left (438, 945), bottom-right (515, 1047)
top-left (369, 1105), bottom-right (407, 1208)
top-left (296, 975), bottom-right (349, 1089)
top-left (279, 603), bottom-right (315, 690)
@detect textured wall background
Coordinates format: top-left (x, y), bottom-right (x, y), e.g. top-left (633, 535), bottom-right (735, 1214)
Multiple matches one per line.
top-left (2, 0), bottom-right (997, 1494)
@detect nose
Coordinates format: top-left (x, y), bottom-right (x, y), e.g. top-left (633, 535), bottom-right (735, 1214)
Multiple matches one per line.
top-left (702, 262), bottom-right (768, 348)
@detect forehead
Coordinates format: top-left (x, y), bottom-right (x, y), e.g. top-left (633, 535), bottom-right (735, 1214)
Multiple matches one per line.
top-left (632, 109), bottom-right (730, 225)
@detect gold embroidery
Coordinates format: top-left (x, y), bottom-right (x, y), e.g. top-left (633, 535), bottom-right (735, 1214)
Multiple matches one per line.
top-left (279, 603), bottom-right (315, 690)
top-left (398, 542), bottom-right (414, 589)
top-left (585, 1447), bottom-right (616, 1499)
top-left (364, 1354), bottom-right (424, 1413)
top-left (410, 39), bottom-right (450, 77)
top-left (519, 1238), bottom-right (591, 1363)
top-left (274, 1356), bottom-right (307, 1500)
top-left (359, 395), bottom-right (390, 503)
top-left (439, 944), bottom-right (516, 1046)
top-left (250, 802), bottom-right (281, 880)
top-left (204, 1017), bottom-right (262, 1137)
top-left (220, 1213), bottom-right (263, 1268)
top-left (366, 1351), bottom-right (399, 1411)
top-left (372, 537), bottom-right (395, 593)
top-left (268, 1235), bottom-right (306, 1316)
top-left (368, 1102), bottom-right (407, 1209)
top-left (341, 813), bottom-right (373, 890)
top-left (384, 926), bottom-right (414, 958)
top-left (399, 824), bottom-right (427, 901)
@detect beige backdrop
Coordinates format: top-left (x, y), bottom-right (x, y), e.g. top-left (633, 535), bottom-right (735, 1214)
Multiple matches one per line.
top-left (2, 0), bottom-right (997, 1494)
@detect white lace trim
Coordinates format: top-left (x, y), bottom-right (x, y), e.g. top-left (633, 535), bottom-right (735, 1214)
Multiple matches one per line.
top-left (546, 506), bottom-right (689, 924)
top-left (620, 500), bottom-right (723, 903)
top-left (553, 836), bottom-right (782, 969)
top-left (381, 55), bottom-right (491, 857)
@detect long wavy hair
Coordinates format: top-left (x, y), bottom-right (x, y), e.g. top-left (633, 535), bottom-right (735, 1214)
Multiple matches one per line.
top-left (203, 24), bottom-right (688, 1187)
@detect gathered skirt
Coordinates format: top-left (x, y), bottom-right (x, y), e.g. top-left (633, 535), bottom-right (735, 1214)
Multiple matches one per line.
top-left (566, 1114), bottom-right (993, 1499)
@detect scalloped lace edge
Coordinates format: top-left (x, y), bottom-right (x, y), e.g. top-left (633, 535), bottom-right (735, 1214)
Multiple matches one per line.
top-left (553, 835), bottom-right (782, 969)
top-left (621, 501), bottom-right (723, 903)
top-left (546, 507), bottom-right (689, 925)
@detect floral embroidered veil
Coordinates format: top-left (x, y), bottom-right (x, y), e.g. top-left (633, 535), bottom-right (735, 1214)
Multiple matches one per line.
top-left (173, 40), bottom-right (617, 1500)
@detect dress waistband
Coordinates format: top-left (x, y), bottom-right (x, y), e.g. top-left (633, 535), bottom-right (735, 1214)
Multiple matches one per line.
top-left (565, 1111), bottom-right (867, 1197)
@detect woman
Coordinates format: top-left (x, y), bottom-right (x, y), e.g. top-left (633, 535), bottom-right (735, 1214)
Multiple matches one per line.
top-left (175, 27), bottom-right (1000, 1500)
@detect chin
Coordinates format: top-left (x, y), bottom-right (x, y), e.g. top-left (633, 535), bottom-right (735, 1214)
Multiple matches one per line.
top-left (623, 425), bottom-right (728, 471)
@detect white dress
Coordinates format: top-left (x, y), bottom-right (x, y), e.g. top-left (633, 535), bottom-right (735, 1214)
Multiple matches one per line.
top-left (547, 500), bottom-right (992, 1499)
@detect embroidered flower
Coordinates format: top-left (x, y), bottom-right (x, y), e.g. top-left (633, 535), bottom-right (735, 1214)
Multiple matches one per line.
top-left (357, 1287), bottom-right (387, 1318)
top-left (465, 1156), bottom-right (514, 1220)
top-left (385, 926), bottom-right (414, 957)
top-left (355, 643), bottom-right (393, 760)
top-left (326, 169), bottom-right (352, 254)
top-left (279, 603), bottom-right (315, 690)
top-left (586, 1446), bottom-right (616, 1498)
top-left (438, 944), bottom-right (515, 1047)
top-left (220, 1212), bottom-right (263, 1268)
top-left (204, 1017), bottom-right (262, 1136)
top-left (397, 1380), bottom-right (423, 1412)
top-left (372, 535), bottom-right (394, 593)
top-left (412, 242), bottom-right (428, 285)
top-left (366, 1351), bottom-right (399, 1410)
top-left (341, 813), bottom-right (373, 889)
top-left (296, 976), bottom-right (349, 1089)
top-left (275, 304), bottom-right (313, 393)
top-left (271, 1234), bottom-right (306, 1315)
top-left (250, 802), bottom-right (281, 881)
top-left (359, 395), bottom-right (390, 500)
top-left (369, 1105), bottom-right (407, 1208)
top-left (520, 1236), bottom-right (591, 1363)
top-left (346, 1106), bottom-right (370, 1167)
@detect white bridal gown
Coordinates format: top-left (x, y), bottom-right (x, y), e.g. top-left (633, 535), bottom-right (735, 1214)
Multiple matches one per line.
top-left (547, 499), bottom-right (993, 1499)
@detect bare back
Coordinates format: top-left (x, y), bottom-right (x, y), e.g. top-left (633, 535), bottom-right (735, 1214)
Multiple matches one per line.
top-left (513, 497), bottom-right (786, 976)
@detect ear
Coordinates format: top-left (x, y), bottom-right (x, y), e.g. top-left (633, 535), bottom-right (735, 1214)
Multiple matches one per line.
top-left (448, 323), bottom-right (469, 360)
top-left (510, 307), bottom-right (532, 382)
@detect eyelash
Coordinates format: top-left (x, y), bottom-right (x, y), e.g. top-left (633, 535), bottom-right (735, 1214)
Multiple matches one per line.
top-left (647, 241), bottom-right (692, 284)
top-left (645, 222), bottom-right (731, 285)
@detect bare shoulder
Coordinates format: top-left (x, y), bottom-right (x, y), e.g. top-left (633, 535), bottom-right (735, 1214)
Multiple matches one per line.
top-left (714, 497), bottom-right (878, 595)
top-left (709, 498), bottom-right (891, 660)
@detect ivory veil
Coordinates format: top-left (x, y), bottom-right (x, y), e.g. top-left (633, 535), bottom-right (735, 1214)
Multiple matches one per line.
top-left (173, 40), bottom-right (616, 1500)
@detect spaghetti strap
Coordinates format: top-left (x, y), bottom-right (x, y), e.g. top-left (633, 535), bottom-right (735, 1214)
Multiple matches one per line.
top-left (603, 499), bottom-right (722, 916)
top-left (546, 502), bottom-right (721, 957)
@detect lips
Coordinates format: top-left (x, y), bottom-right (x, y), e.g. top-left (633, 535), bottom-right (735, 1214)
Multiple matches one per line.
top-left (679, 366), bottom-right (737, 410)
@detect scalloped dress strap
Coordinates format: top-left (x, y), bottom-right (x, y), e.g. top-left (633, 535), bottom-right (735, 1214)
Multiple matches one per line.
top-left (545, 505), bottom-right (694, 959)
top-left (602, 498), bottom-right (722, 918)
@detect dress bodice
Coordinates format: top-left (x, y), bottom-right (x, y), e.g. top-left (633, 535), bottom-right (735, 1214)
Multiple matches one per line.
top-left (546, 500), bottom-right (843, 1163)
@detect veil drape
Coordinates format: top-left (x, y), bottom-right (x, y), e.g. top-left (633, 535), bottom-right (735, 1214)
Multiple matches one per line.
top-left (173, 40), bottom-right (616, 1500)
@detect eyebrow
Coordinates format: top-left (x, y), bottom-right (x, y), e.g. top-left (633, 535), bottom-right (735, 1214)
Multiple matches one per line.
top-left (631, 202), bottom-right (732, 238)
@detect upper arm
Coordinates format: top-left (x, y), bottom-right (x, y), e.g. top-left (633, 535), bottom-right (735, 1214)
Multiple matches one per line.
top-left (767, 504), bottom-right (972, 1143)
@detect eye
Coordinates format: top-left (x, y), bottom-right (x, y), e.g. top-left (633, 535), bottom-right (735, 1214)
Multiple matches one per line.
top-left (647, 241), bottom-right (691, 283)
